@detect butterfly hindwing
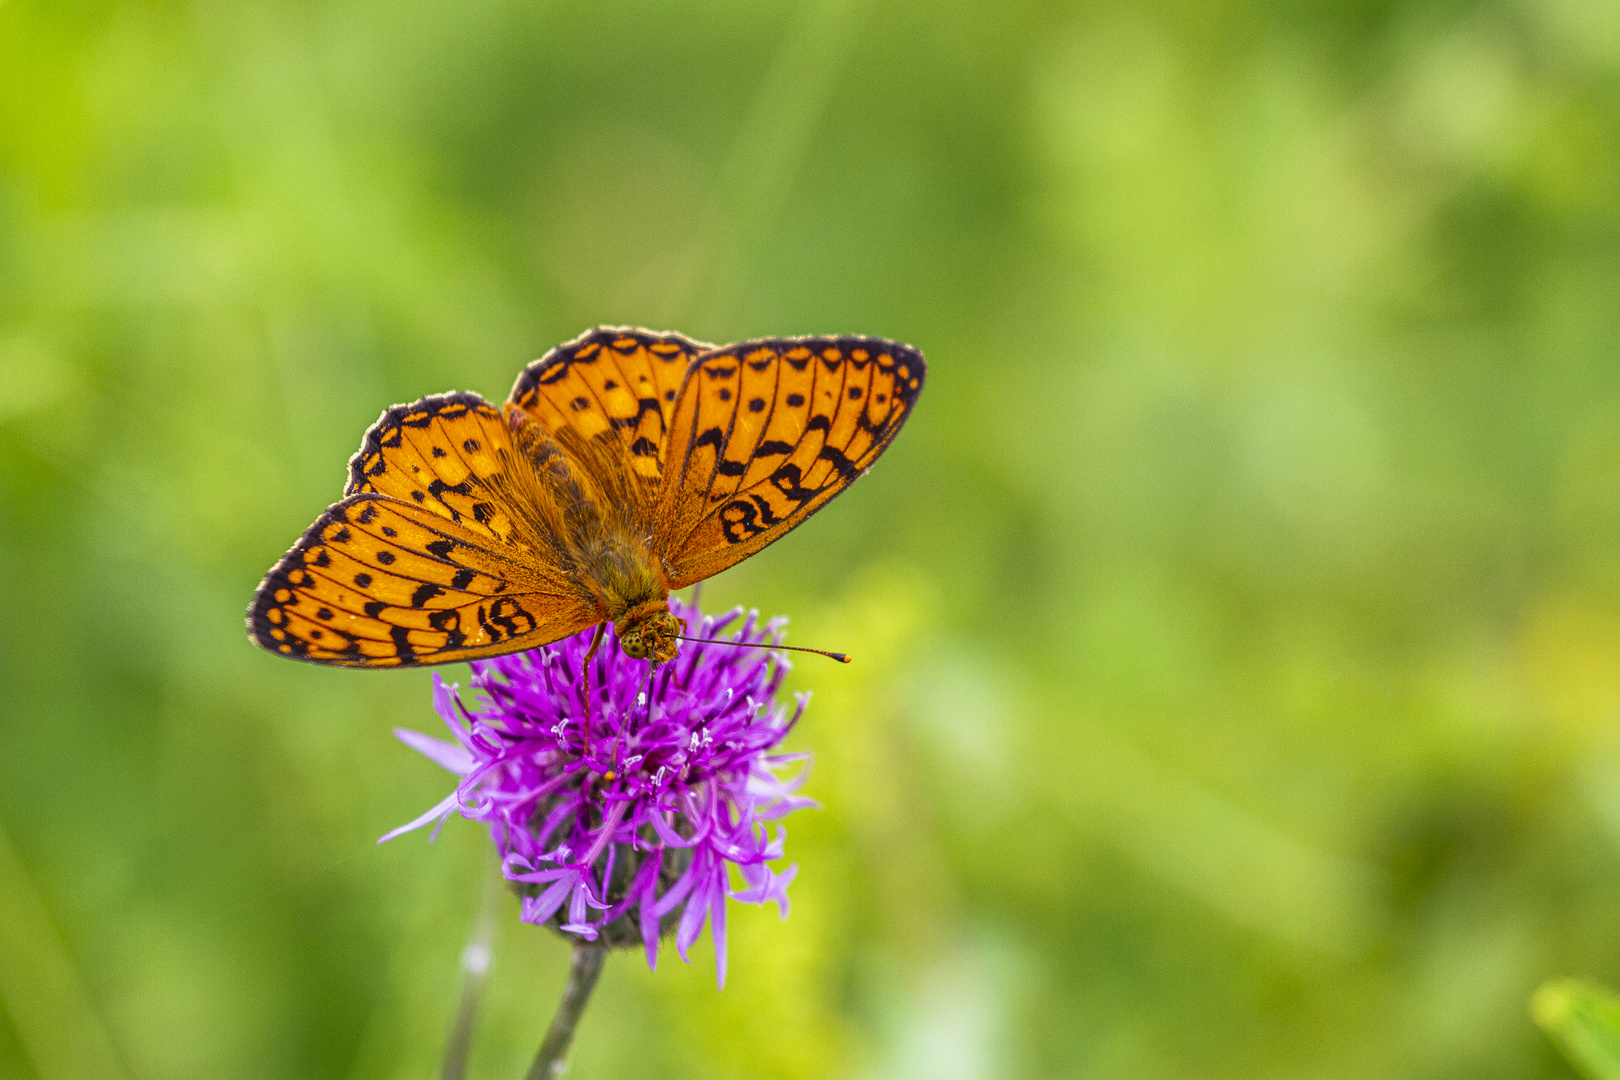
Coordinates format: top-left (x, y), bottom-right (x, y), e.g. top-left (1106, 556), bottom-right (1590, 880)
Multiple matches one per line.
top-left (250, 494), bottom-right (595, 667)
top-left (654, 336), bottom-right (925, 587)
top-left (508, 327), bottom-right (713, 486)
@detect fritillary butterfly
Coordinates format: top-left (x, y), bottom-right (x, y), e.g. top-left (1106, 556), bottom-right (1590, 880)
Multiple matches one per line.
top-left (248, 328), bottom-right (926, 667)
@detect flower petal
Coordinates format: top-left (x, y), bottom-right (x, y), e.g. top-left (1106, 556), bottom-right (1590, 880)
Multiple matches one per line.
top-left (710, 872), bottom-right (729, 989)
top-left (638, 851), bottom-right (664, 970)
top-left (377, 790), bottom-right (460, 844)
top-left (523, 873), bottom-right (577, 924)
top-left (393, 728), bottom-right (477, 775)
top-left (675, 867), bottom-right (711, 961)
top-left (647, 808), bottom-right (700, 848)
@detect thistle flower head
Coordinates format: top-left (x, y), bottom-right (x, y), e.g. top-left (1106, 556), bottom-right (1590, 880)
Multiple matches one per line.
top-left (384, 597), bottom-right (813, 987)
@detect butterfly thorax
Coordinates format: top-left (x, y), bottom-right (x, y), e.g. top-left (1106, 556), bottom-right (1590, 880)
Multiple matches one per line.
top-left (570, 529), bottom-right (677, 662)
top-left (503, 400), bottom-right (676, 660)
top-left (548, 481), bottom-right (680, 662)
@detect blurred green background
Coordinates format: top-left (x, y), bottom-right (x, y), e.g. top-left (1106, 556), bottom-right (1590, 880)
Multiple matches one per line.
top-left (4, 0), bottom-right (1620, 1077)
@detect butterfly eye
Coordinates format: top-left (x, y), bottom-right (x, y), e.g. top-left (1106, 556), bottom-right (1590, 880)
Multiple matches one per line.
top-left (620, 630), bottom-right (651, 660)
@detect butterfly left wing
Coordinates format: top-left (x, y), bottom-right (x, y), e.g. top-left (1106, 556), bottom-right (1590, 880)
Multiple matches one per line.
top-left (252, 388), bottom-right (598, 667)
top-left (653, 336), bottom-right (925, 588)
top-left (249, 494), bottom-right (597, 667)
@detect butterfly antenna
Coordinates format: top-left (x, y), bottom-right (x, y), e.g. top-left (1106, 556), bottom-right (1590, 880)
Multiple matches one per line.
top-left (676, 635), bottom-right (851, 664)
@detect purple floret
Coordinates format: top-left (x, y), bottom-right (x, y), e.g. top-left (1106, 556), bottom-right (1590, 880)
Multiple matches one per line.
top-left (383, 597), bottom-right (814, 987)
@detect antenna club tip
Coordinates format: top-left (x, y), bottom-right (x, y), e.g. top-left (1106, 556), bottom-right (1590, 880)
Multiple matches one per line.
top-left (833, 654), bottom-right (852, 663)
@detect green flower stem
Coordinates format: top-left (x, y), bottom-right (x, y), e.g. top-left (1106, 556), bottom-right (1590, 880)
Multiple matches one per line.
top-left (525, 943), bottom-right (608, 1080)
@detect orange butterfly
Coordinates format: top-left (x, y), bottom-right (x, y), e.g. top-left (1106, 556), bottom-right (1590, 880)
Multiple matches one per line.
top-left (248, 327), bottom-right (925, 668)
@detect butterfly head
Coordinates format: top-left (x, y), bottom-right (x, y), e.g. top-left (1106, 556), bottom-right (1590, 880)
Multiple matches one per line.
top-left (615, 600), bottom-right (684, 665)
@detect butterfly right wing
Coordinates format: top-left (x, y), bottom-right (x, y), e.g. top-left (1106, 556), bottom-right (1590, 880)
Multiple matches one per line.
top-left (653, 336), bottom-right (925, 588)
top-left (249, 494), bottom-right (597, 667)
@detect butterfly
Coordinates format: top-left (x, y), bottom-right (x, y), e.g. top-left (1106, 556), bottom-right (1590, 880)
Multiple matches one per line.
top-left (248, 327), bottom-right (926, 668)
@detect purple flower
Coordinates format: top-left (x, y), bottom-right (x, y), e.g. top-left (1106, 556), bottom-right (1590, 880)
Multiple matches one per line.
top-left (383, 597), bottom-right (814, 987)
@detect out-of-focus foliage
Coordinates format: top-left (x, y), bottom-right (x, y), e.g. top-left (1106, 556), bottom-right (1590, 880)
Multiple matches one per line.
top-left (3, 0), bottom-right (1620, 1077)
top-left (1536, 980), bottom-right (1620, 1080)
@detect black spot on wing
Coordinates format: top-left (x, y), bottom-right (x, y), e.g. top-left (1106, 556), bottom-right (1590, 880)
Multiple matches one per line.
top-left (426, 478), bottom-right (473, 518)
top-left (818, 445), bottom-right (858, 480)
top-left (612, 397), bottom-right (664, 432)
top-left (428, 609), bottom-right (464, 648)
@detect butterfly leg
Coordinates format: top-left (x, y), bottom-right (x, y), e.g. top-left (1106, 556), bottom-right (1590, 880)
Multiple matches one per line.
top-left (579, 622), bottom-right (607, 743)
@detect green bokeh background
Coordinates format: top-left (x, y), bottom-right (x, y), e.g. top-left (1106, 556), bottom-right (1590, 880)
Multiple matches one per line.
top-left (4, 0), bottom-right (1620, 1077)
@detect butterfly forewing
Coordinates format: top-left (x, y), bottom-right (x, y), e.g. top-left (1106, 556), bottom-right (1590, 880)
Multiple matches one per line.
top-left (654, 336), bottom-right (925, 587)
top-left (508, 327), bottom-right (713, 486)
top-left (250, 494), bottom-right (594, 667)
